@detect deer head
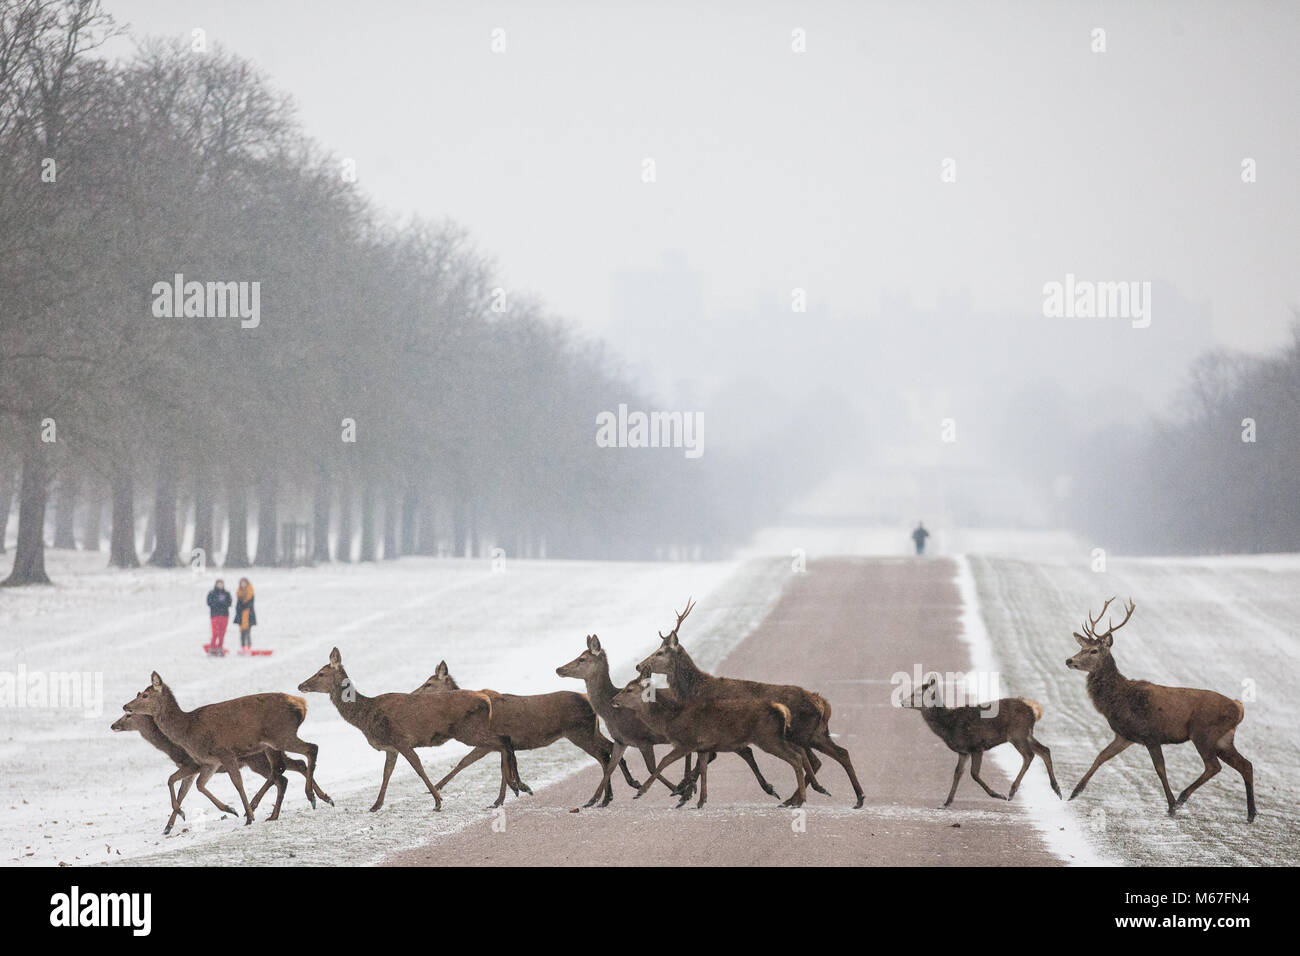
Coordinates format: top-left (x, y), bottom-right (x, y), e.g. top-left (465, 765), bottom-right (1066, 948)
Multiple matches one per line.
top-left (556, 635), bottom-right (605, 679)
top-left (299, 647), bottom-right (348, 693)
top-left (110, 712), bottom-right (145, 732)
top-left (124, 672), bottom-right (168, 716)
top-left (610, 676), bottom-right (656, 713)
top-left (1066, 597), bottom-right (1135, 672)
top-left (636, 599), bottom-right (695, 675)
top-left (898, 675), bottom-right (941, 710)
top-left (415, 660), bottom-right (459, 693)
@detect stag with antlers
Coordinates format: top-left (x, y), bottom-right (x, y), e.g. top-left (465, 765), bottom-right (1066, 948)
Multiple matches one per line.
top-left (1066, 597), bottom-right (1256, 822)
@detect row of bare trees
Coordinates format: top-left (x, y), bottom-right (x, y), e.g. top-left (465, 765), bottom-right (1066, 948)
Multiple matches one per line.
top-left (1066, 322), bottom-right (1300, 555)
top-left (0, 1), bottom-right (787, 586)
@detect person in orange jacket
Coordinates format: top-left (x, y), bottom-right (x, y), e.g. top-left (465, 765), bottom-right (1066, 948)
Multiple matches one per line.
top-left (233, 577), bottom-right (257, 654)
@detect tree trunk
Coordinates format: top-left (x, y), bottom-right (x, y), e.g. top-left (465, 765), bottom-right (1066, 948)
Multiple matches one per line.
top-left (415, 492), bottom-right (437, 555)
top-left (147, 463), bottom-right (180, 566)
top-left (108, 467), bottom-right (140, 569)
top-left (224, 480), bottom-right (251, 569)
top-left (336, 483), bottom-right (353, 563)
top-left (253, 472), bottom-right (277, 566)
top-left (383, 489), bottom-right (399, 560)
top-left (400, 486), bottom-right (418, 554)
top-left (359, 484), bottom-right (376, 561)
top-left (312, 468), bottom-right (332, 563)
top-left (0, 459), bottom-right (16, 555)
top-left (53, 470), bottom-right (78, 549)
top-left (192, 475), bottom-right (214, 566)
top-left (2, 439), bottom-right (53, 585)
top-left (82, 478), bottom-right (102, 552)
top-left (453, 498), bottom-right (468, 558)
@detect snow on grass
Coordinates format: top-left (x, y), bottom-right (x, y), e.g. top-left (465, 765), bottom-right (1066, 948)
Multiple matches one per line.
top-left (0, 550), bottom-right (791, 866)
top-left (966, 553), bottom-right (1300, 866)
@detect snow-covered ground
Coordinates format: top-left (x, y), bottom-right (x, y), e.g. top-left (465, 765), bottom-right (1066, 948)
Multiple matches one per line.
top-left (0, 550), bottom-right (790, 866)
top-left (967, 553), bottom-right (1300, 866)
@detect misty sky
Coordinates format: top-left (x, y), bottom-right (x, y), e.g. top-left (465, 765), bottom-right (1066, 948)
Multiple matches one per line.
top-left (103, 0), bottom-right (1298, 363)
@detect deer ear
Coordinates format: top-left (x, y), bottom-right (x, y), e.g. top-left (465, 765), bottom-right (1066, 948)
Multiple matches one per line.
top-left (1073, 632), bottom-right (1089, 648)
top-left (329, 647), bottom-right (342, 666)
top-left (436, 660), bottom-right (449, 678)
top-left (666, 632), bottom-right (679, 649)
top-left (150, 671), bottom-right (163, 688)
top-left (1101, 632), bottom-right (1113, 648)
top-left (589, 635), bottom-right (602, 653)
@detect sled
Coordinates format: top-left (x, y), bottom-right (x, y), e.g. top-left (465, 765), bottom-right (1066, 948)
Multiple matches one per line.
top-left (235, 648), bottom-right (274, 657)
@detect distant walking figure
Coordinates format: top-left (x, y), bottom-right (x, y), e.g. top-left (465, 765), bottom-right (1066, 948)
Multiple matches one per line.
top-left (234, 577), bottom-right (257, 654)
top-left (912, 522), bottom-right (930, 556)
top-left (205, 578), bottom-right (232, 653)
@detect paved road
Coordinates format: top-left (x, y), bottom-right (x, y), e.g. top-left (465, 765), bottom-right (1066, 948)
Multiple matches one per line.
top-left (388, 558), bottom-right (1061, 866)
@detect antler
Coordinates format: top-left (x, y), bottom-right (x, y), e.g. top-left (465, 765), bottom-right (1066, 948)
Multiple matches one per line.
top-left (658, 597), bottom-right (696, 640)
top-left (1082, 597), bottom-right (1136, 641)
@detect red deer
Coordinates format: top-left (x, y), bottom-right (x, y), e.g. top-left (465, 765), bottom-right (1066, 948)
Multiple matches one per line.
top-left (123, 672), bottom-right (321, 826)
top-left (637, 599), bottom-right (863, 807)
top-left (414, 660), bottom-right (624, 808)
top-left (111, 711), bottom-right (333, 833)
top-left (1066, 598), bottom-right (1256, 822)
top-left (609, 678), bottom-right (808, 808)
top-left (556, 633), bottom-right (779, 804)
top-left (298, 647), bottom-right (517, 811)
top-left (900, 675), bottom-right (1061, 806)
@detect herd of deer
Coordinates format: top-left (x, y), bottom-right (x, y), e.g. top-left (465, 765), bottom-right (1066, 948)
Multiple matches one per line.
top-left (111, 596), bottom-right (1257, 837)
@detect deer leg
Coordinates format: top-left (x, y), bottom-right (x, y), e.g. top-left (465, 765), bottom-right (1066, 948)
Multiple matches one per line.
top-left (636, 745), bottom-right (679, 796)
top-left (192, 765), bottom-right (237, 817)
top-left (1070, 734), bottom-right (1132, 799)
top-left (1007, 740), bottom-right (1035, 799)
top-left (585, 740), bottom-right (627, 808)
top-left (802, 747), bottom-right (831, 795)
top-left (278, 735), bottom-right (319, 809)
top-left (371, 750), bottom-right (398, 812)
top-left (247, 755), bottom-right (275, 812)
top-left (1030, 736), bottom-right (1062, 798)
top-left (736, 745), bottom-right (779, 797)
top-left (944, 753), bottom-right (969, 806)
top-left (695, 751), bottom-right (708, 808)
top-left (262, 749), bottom-right (289, 822)
top-left (809, 730), bottom-right (864, 807)
top-left (1175, 743), bottom-right (1221, 809)
top-left (771, 740), bottom-right (807, 807)
top-left (220, 756), bottom-right (255, 825)
top-left (1145, 744), bottom-right (1178, 813)
top-left (1217, 743), bottom-right (1255, 823)
top-left (285, 755), bottom-right (334, 806)
top-left (431, 746), bottom-right (489, 795)
top-left (636, 746), bottom-right (691, 797)
top-left (618, 756), bottom-right (642, 790)
top-left (970, 750), bottom-right (1008, 800)
top-left (163, 769), bottom-right (198, 834)
top-left (398, 746), bottom-right (443, 811)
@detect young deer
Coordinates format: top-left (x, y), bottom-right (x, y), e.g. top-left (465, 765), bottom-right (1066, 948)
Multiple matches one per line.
top-left (1066, 598), bottom-right (1256, 822)
top-left (900, 676), bottom-right (1061, 806)
top-left (638, 599), bottom-right (863, 807)
top-left (298, 647), bottom-right (517, 811)
top-left (111, 711), bottom-right (333, 833)
top-left (556, 634), bottom-right (778, 803)
top-left (609, 678), bottom-right (808, 808)
top-left (123, 672), bottom-right (321, 826)
top-left (414, 660), bottom-right (625, 808)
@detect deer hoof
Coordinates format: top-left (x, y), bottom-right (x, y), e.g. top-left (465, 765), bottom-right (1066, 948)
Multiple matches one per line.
top-left (369, 802), bottom-right (383, 812)
top-left (243, 815), bottom-right (254, 826)
top-left (853, 796), bottom-right (865, 809)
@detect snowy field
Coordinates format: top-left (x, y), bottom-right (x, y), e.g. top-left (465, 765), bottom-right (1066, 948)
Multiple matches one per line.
top-left (968, 553), bottom-right (1300, 866)
top-left (0, 550), bottom-right (790, 866)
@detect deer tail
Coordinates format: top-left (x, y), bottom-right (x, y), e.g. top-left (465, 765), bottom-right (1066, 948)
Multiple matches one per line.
top-left (285, 694), bottom-right (308, 726)
top-left (770, 702), bottom-right (793, 738)
top-left (812, 693), bottom-right (831, 725)
top-left (1233, 699), bottom-right (1245, 724)
top-left (1020, 698), bottom-right (1044, 722)
top-left (475, 691), bottom-right (494, 726)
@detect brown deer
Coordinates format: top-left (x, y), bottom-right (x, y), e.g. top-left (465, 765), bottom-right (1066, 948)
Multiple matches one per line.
top-left (111, 711), bottom-right (333, 833)
top-left (1066, 598), bottom-right (1256, 822)
top-left (900, 675), bottom-right (1061, 806)
top-left (298, 647), bottom-right (518, 811)
top-left (413, 660), bottom-right (625, 808)
top-left (637, 599), bottom-right (863, 807)
top-left (123, 672), bottom-right (321, 826)
top-left (609, 678), bottom-right (808, 807)
top-left (556, 634), bottom-right (779, 804)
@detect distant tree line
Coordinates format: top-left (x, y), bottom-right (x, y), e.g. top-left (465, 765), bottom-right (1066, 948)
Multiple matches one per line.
top-left (0, 1), bottom-right (803, 585)
top-left (1067, 322), bottom-right (1300, 555)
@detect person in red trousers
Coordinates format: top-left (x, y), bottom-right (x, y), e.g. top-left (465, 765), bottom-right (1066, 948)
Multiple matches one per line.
top-left (206, 578), bottom-right (232, 653)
